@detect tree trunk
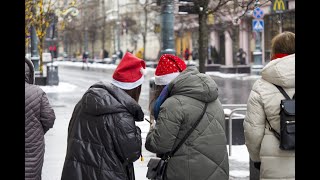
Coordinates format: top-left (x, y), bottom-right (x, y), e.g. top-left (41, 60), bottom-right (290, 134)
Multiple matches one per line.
top-left (198, 11), bottom-right (208, 73)
top-left (143, 5), bottom-right (148, 60)
top-left (92, 40), bottom-right (95, 59)
top-left (101, 0), bottom-right (106, 50)
top-left (38, 37), bottom-right (44, 74)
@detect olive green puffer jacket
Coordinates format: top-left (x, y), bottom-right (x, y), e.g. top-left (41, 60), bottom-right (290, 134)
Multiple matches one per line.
top-left (145, 66), bottom-right (229, 180)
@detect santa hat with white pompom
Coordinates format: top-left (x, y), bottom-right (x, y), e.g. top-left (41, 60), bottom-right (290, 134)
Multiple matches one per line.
top-left (154, 54), bottom-right (187, 85)
top-left (111, 52), bottom-right (146, 90)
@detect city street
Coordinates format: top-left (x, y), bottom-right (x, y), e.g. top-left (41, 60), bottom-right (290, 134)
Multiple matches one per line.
top-left (41, 62), bottom-right (259, 180)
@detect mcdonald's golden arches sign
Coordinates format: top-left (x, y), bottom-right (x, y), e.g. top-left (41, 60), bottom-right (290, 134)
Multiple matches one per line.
top-left (272, 0), bottom-right (286, 13)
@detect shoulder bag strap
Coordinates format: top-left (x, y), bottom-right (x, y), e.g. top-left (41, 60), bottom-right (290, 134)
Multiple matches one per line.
top-left (266, 118), bottom-right (280, 140)
top-left (166, 103), bottom-right (208, 159)
top-left (274, 84), bottom-right (291, 100)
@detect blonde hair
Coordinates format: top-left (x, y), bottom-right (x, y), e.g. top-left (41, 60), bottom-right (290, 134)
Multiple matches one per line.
top-left (271, 31), bottom-right (295, 58)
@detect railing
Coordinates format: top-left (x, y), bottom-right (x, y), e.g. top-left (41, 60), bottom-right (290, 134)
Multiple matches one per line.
top-left (222, 104), bottom-right (247, 156)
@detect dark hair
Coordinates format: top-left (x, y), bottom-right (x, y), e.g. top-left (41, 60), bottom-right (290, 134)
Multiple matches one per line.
top-left (149, 85), bottom-right (166, 116)
top-left (124, 85), bottom-right (142, 102)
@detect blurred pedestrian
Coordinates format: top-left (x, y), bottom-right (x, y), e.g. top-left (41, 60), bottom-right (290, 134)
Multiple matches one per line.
top-left (82, 51), bottom-right (89, 70)
top-left (243, 31), bottom-right (295, 179)
top-left (25, 57), bottom-right (56, 180)
top-left (118, 49), bottom-right (123, 59)
top-left (184, 47), bottom-right (190, 60)
top-left (101, 49), bottom-right (109, 59)
top-left (236, 48), bottom-right (247, 65)
top-left (61, 52), bottom-right (146, 180)
top-left (145, 54), bottom-right (229, 180)
top-left (191, 48), bottom-right (199, 60)
top-left (135, 49), bottom-right (143, 59)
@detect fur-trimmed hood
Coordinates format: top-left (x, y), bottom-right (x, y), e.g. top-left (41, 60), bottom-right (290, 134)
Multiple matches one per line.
top-left (25, 57), bottom-right (35, 84)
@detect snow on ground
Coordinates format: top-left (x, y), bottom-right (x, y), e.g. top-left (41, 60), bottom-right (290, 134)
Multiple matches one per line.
top-left (55, 61), bottom-right (156, 73)
top-left (39, 82), bottom-right (77, 93)
top-left (230, 170), bottom-right (250, 177)
top-left (228, 145), bottom-right (249, 162)
top-left (206, 71), bottom-right (249, 78)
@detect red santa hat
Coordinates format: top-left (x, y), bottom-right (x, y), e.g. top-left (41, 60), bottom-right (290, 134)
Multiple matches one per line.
top-left (154, 54), bottom-right (187, 85)
top-left (111, 52), bottom-right (146, 90)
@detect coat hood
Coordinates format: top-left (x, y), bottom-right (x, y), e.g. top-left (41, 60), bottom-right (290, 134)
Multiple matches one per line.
top-left (81, 82), bottom-right (144, 121)
top-left (168, 65), bottom-right (219, 103)
top-left (25, 57), bottom-right (35, 84)
top-left (261, 54), bottom-right (295, 88)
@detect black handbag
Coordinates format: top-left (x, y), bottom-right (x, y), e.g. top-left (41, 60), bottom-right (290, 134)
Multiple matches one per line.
top-left (266, 84), bottom-right (295, 150)
top-left (146, 103), bottom-right (208, 180)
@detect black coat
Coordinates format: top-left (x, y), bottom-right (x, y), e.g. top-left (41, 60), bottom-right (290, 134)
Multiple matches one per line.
top-left (61, 82), bottom-right (143, 180)
top-left (25, 58), bottom-right (56, 180)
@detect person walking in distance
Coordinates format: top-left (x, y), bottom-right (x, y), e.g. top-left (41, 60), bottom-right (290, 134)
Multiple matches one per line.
top-left (61, 52), bottom-right (145, 180)
top-left (184, 47), bottom-right (190, 60)
top-left (145, 54), bottom-right (229, 180)
top-left (243, 31), bottom-right (295, 180)
top-left (82, 51), bottom-right (89, 70)
top-left (25, 57), bottom-right (56, 180)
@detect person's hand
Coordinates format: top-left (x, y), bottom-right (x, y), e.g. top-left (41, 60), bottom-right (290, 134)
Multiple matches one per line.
top-left (150, 121), bottom-right (156, 130)
top-left (253, 162), bottom-right (261, 170)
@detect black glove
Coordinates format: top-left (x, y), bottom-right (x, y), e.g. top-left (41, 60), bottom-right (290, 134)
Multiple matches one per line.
top-left (253, 162), bottom-right (261, 170)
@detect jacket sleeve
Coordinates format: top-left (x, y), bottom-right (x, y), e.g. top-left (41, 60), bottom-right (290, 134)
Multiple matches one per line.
top-left (243, 88), bottom-right (266, 162)
top-left (145, 97), bottom-right (183, 154)
top-left (40, 92), bottom-right (56, 134)
top-left (113, 114), bottom-right (142, 164)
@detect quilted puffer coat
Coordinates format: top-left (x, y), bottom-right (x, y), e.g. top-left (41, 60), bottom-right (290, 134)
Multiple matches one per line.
top-left (145, 66), bottom-right (229, 180)
top-left (243, 54), bottom-right (295, 180)
top-left (61, 82), bottom-right (143, 180)
top-left (25, 58), bottom-right (56, 180)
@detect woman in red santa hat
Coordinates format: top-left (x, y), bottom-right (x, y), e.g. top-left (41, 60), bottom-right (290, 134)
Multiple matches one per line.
top-left (145, 54), bottom-right (229, 180)
top-left (61, 52), bottom-right (145, 180)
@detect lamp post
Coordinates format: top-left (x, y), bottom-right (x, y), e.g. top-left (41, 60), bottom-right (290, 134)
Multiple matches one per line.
top-left (160, 0), bottom-right (175, 55)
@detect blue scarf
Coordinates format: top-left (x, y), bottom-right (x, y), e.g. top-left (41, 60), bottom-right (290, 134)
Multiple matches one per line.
top-left (153, 85), bottom-right (169, 120)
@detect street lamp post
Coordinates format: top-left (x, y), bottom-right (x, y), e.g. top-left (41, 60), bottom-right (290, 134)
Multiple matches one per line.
top-left (31, 26), bottom-right (40, 73)
top-left (160, 0), bottom-right (175, 56)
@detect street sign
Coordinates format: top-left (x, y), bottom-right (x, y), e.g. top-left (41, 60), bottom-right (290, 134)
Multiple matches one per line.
top-left (252, 19), bottom-right (264, 32)
top-left (253, 7), bottom-right (264, 19)
top-left (178, 5), bottom-right (199, 14)
top-left (272, 0), bottom-right (286, 13)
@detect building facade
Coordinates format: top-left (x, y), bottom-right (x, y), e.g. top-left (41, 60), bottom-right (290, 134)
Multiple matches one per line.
top-left (174, 0), bottom-right (295, 67)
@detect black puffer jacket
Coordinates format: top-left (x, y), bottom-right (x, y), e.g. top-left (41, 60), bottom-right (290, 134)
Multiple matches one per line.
top-left (25, 58), bottom-right (56, 180)
top-left (61, 82), bottom-right (143, 180)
